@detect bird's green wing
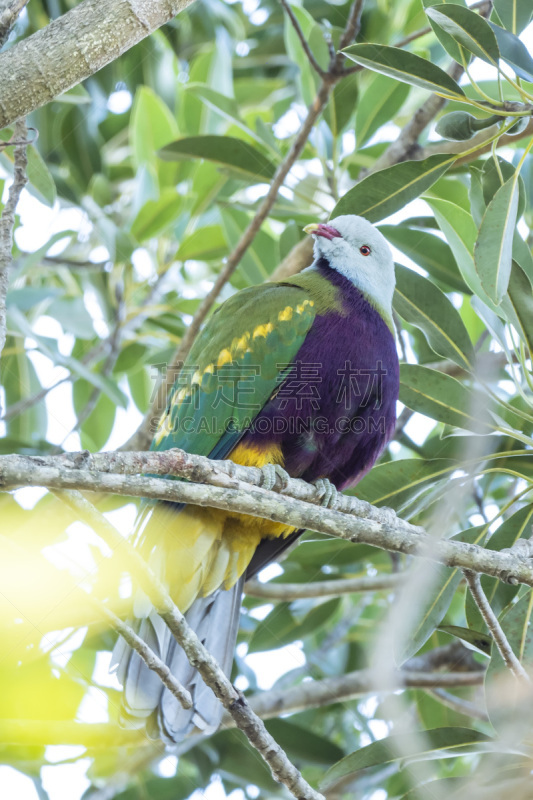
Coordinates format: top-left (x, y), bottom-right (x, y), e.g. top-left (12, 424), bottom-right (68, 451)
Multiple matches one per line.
top-left (151, 282), bottom-right (317, 457)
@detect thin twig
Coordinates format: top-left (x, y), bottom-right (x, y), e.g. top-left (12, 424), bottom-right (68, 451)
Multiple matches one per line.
top-left (223, 668), bottom-right (486, 726)
top-left (95, 601), bottom-right (193, 711)
top-left (245, 573), bottom-right (403, 600)
top-left (425, 688), bottom-right (489, 722)
top-left (463, 570), bottom-right (530, 682)
top-left (338, 0), bottom-right (365, 52)
top-left (51, 488), bottom-right (324, 800)
top-left (279, 0), bottom-right (325, 77)
top-left (0, 117), bottom-right (28, 360)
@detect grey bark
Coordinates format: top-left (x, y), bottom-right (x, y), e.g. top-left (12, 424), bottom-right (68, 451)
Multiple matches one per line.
top-left (0, 0), bottom-right (197, 128)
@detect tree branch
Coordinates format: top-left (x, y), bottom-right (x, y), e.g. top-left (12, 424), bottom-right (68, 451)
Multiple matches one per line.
top-left (0, 0), bottom-right (29, 48)
top-left (425, 688), bottom-right (489, 722)
top-left (0, 117), bottom-right (27, 360)
top-left (96, 602), bottom-right (193, 712)
top-left (463, 569), bottom-right (530, 683)
top-left (2, 449), bottom-right (533, 589)
top-left (0, 0), bottom-right (197, 128)
top-left (223, 667), bottom-right (485, 726)
top-left (279, 0), bottom-right (325, 78)
top-left (245, 573), bottom-right (403, 600)
top-left (0, 662), bottom-right (486, 746)
top-left (50, 488), bottom-right (324, 800)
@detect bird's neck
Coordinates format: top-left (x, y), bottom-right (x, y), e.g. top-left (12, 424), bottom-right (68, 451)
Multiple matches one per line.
top-left (302, 257), bottom-right (395, 334)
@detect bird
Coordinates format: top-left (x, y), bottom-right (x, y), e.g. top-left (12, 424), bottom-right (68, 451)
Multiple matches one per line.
top-left (112, 214), bottom-right (399, 743)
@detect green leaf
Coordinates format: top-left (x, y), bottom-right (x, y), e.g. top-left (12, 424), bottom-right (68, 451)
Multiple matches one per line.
top-left (507, 262), bottom-right (533, 356)
top-left (399, 364), bottom-right (495, 433)
top-left (342, 44), bottom-right (466, 99)
top-left (492, 0), bottom-right (533, 34)
top-left (438, 624), bottom-right (492, 655)
top-left (397, 563), bottom-right (464, 663)
top-left (356, 73), bottom-right (410, 148)
top-left (131, 190), bottom-right (182, 242)
top-left (130, 86), bottom-right (178, 167)
top-left (398, 526), bottom-right (485, 663)
top-left (184, 83), bottom-right (271, 150)
top-left (176, 225), bottom-right (227, 261)
top-left (321, 728), bottom-right (494, 790)
top-left (474, 175), bottom-right (519, 304)
top-left (264, 719), bottom-right (344, 766)
top-left (26, 145), bottom-right (56, 207)
top-left (47, 296), bottom-right (95, 340)
top-left (425, 197), bottom-right (502, 312)
top-left (332, 154), bottom-right (453, 223)
top-left (423, 0), bottom-right (470, 65)
top-left (489, 22), bottom-right (533, 81)
top-left (248, 603), bottom-right (297, 652)
top-left (482, 156), bottom-right (525, 220)
top-left (355, 458), bottom-right (457, 512)
top-left (466, 505), bottom-right (533, 633)
top-left (426, 5), bottom-right (500, 65)
top-left (486, 591), bottom-right (533, 735)
top-left (379, 224), bottom-right (467, 292)
top-left (159, 135), bottom-right (276, 180)
top-left (394, 264), bottom-right (474, 369)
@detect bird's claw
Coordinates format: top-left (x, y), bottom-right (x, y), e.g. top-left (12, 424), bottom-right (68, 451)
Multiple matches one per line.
top-left (260, 463), bottom-right (290, 492)
top-left (313, 478), bottom-right (338, 509)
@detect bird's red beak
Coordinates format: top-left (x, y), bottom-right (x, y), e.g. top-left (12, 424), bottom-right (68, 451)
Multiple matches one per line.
top-left (303, 223), bottom-right (342, 241)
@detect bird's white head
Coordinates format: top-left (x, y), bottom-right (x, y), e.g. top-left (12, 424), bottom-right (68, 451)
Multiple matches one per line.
top-left (304, 214), bottom-right (395, 321)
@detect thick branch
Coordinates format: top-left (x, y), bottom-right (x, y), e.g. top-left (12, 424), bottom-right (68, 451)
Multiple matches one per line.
top-left (0, 117), bottom-right (27, 359)
top-left (2, 450), bottom-right (533, 588)
top-left (0, 0), bottom-right (197, 128)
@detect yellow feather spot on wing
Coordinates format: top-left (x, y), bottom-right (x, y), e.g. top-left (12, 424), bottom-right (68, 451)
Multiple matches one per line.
top-left (217, 348), bottom-right (232, 367)
top-left (191, 370), bottom-right (202, 385)
top-left (278, 306), bottom-right (293, 321)
top-left (232, 332), bottom-right (251, 354)
top-left (253, 322), bottom-right (274, 339)
top-left (153, 412), bottom-right (173, 446)
top-left (203, 363), bottom-right (214, 375)
top-left (296, 299), bottom-right (314, 314)
top-left (176, 387), bottom-right (188, 402)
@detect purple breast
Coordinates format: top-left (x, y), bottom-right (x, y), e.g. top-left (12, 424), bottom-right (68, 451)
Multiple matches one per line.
top-left (241, 265), bottom-right (400, 491)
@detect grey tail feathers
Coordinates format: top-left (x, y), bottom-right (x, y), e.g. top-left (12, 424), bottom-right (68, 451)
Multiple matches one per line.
top-left (111, 576), bottom-right (244, 744)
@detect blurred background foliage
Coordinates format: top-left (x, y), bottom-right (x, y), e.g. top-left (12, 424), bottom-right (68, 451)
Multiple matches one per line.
top-left (1, 0), bottom-right (533, 798)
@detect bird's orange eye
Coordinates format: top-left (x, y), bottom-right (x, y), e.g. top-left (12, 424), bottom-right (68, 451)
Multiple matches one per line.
top-left (360, 245), bottom-right (371, 256)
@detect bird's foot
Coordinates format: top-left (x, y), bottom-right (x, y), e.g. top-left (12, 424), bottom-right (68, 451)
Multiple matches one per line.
top-left (260, 463), bottom-right (290, 492)
top-left (313, 478), bottom-right (339, 509)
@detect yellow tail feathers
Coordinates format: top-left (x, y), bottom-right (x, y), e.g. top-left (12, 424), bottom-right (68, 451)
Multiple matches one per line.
top-left (146, 505), bottom-right (270, 612)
